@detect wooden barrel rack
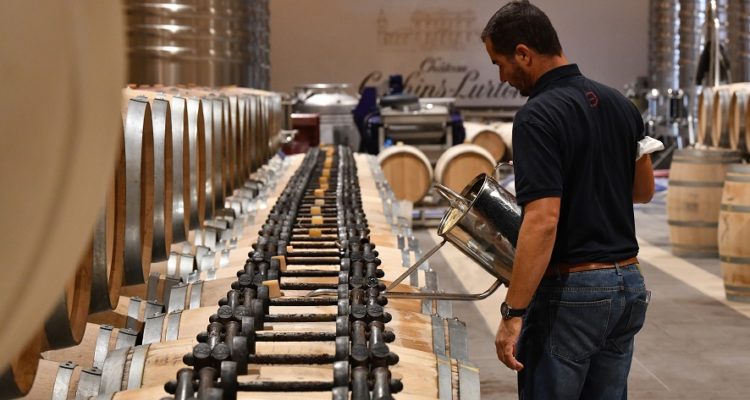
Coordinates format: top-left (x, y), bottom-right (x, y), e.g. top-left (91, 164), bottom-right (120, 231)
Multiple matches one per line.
top-left (6, 87), bottom-right (479, 399)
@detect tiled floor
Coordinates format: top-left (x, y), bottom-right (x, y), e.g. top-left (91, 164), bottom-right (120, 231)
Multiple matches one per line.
top-left (413, 190), bottom-right (750, 399)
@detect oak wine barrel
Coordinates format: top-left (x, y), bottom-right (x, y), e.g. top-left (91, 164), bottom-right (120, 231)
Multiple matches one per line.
top-left (205, 93), bottom-right (221, 222)
top-left (88, 145), bottom-right (126, 313)
top-left (667, 148), bottom-right (743, 257)
top-left (168, 94), bottom-right (191, 243)
top-left (729, 89), bottom-right (749, 151)
top-left (237, 93), bottom-right (250, 185)
top-left (222, 95), bottom-right (237, 197)
top-left (213, 95), bottom-right (231, 204)
top-left (463, 122), bottom-right (508, 161)
top-left (434, 144), bottom-right (496, 193)
top-left (185, 95), bottom-right (208, 230)
top-left (490, 122), bottom-right (513, 158)
top-left (377, 144), bottom-right (433, 203)
top-left (697, 86), bottom-right (715, 145)
top-left (226, 94), bottom-right (243, 189)
top-left (121, 97), bottom-right (155, 285)
top-left (149, 96), bottom-right (175, 261)
top-left (711, 86), bottom-right (733, 148)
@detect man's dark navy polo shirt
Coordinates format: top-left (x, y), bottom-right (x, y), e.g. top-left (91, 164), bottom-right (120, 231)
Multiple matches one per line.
top-left (512, 64), bottom-right (645, 264)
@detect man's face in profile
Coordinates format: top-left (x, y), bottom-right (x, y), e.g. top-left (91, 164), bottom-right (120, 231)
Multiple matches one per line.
top-left (484, 38), bottom-right (533, 96)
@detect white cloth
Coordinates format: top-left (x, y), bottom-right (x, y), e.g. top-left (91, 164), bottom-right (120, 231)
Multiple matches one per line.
top-left (636, 136), bottom-right (664, 161)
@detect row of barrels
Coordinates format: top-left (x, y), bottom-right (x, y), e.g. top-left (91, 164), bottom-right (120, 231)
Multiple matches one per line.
top-left (15, 151), bottom-right (473, 399)
top-left (373, 121), bottom-right (511, 203)
top-left (666, 148), bottom-right (750, 302)
top-left (0, 86), bottom-right (285, 397)
top-left (377, 142), bottom-right (505, 204)
top-left (697, 83), bottom-right (750, 151)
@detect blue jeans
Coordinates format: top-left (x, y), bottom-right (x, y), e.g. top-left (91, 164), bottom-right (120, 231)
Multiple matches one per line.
top-left (517, 263), bottom-right (650, 400)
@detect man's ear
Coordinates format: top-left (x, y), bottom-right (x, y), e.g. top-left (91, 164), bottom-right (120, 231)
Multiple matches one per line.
top-left (515, 44), bottom-right (532, 66)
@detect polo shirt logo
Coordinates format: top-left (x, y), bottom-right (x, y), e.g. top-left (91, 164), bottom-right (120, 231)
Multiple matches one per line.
top-left (586, 91), bottom-right (599, 108)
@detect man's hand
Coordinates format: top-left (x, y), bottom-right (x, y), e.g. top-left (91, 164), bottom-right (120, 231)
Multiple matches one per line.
top-left (495, 317), bottom-right (524, 371)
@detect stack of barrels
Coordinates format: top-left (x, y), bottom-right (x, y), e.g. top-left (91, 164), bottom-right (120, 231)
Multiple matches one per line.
top-left (0, 86), bottom-right (285, 398)
top-left (377, 121), bottom-right (511, 203)
top-left (696, 83), bottom-right (750, 150)
top-left (670, 83), bottom-right (750, 302)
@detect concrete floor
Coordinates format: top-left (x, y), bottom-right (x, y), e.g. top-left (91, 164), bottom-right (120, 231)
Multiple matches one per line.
top-left (413, 188), bottom-right (750, 399)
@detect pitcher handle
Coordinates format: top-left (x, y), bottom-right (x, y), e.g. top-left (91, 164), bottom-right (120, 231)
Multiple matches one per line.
top-left (434, 183), bottom-right (469, 212)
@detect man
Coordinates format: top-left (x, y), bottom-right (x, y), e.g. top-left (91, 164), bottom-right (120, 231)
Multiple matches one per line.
top-left (481, 2), bottom-right (655, 399)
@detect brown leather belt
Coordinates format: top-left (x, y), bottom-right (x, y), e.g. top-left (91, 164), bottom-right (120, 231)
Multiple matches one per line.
top-left (545, 256), bottom-right (639, 277)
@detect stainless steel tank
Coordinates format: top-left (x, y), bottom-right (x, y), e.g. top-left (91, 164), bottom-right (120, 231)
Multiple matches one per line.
top-left (718, 0), bottom-right (730, 44)
top-left (729, 0), bottom-right (750, 82)
top-left (679, 0), bottom-right (706, 118)
top-left (125, 0), bottom-right (261, 87)
top-left (679, 1), bottom-right (706, 88)
top-left (295, 84), bottom-right (360, 150)
top-left (650, 0), bottom-right (730, 88)
top-left (253, 0), bottom-right (271, 89)
top-left (650, 0), bottom-right (681, 91)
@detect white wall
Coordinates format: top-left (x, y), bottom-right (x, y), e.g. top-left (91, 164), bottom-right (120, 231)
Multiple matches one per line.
top-left (270, 0), bottom-right (648, 106)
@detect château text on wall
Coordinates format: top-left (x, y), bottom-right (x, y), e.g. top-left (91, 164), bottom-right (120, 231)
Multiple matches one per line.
top-left (270, 1), bottom-right (526, 108)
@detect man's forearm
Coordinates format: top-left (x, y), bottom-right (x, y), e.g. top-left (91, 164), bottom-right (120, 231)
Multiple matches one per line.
top-left (633, 154), bottom-right (655, 203)
top-left (504, 199), bottom-right (559, 309)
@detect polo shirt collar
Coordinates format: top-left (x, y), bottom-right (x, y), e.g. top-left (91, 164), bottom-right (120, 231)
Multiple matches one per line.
top-left (529, 64), bottom-right (582, 98)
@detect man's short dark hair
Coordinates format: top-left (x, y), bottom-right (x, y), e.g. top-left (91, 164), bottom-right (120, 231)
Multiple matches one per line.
top-left (481, 1), bottom-right (563, 57)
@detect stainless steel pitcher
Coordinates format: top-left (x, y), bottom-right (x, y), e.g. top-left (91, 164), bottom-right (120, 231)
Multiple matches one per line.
top-left (384, 172), bottom-right (522, 300)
